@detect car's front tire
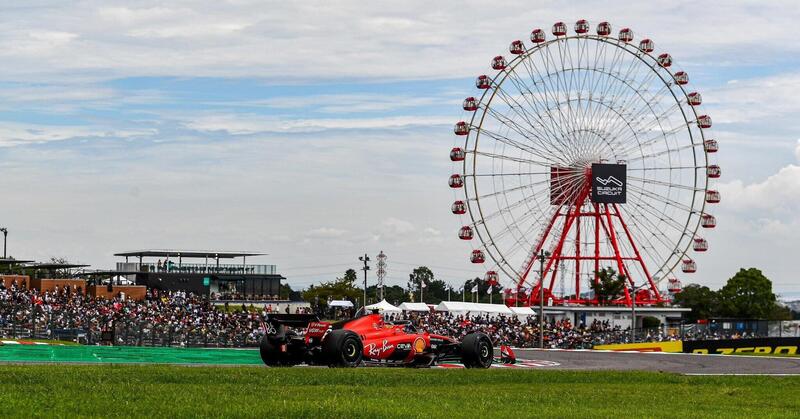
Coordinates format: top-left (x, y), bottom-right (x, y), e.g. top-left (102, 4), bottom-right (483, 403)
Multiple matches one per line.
top-left (460, 333), bottom-right (493, 369)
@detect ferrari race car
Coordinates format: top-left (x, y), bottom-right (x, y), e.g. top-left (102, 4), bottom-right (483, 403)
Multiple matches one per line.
top-left (259, 313), bottom-right (494, 368)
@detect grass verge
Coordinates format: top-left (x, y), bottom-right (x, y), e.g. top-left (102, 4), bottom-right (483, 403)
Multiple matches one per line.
top-left (0, 366), bottom-right (797, 418)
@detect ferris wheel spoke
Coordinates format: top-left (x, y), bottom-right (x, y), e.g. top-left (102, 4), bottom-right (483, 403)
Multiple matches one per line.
top-left (626, 142), bottom-right (701, 163)
top-left (480, 100), bottom-right (572, 163)
top-left (490, 80), bottom-right (575, 158)
top-left (627, 164), bottom-right (701, 171)
top-left (627, 183), bottom-right (696, 214)
top-left (591, 70), bottom-right (663, 149)
top-left (474, 126), bottom-right (559, 163)
top-left (539, 42), bottom-right (580, 138)
top-left (612, 213), bottom-right (674, 283)
top-left (622, 198), bottom-right (688, 244)
top-left (609, 95), bottom-right (681, 153)
top-left (603, 66), bottom-right (665, 135)
top-left (475, 184), bottom-right (553, 226)
top-left (553, 39), bottom-right (584, 144)
top-left (614, 208), bottom-right (685, 279)
top-left (592, 72), bottom-right (667, 151)
top-left (617, 120), bottom-right (695, 156)
top-left (627, 176), bottom-right (702, 192)
top-left (582, 43), bottom-right (642, 140)
top-left (623, 198), bottom-right (694, 257)
top-left (501, 66), bottom-right (575, 152)
top-left (491, 78), bottom-right (564, 143)
top-left (472, 150), bottom-right (553, 166)
top-left (580, 40), bottom-right (625, 132)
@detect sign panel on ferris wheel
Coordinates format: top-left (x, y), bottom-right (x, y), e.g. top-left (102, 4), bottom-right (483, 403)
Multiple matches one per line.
top-left (449, 20), bottom-right (720, 307)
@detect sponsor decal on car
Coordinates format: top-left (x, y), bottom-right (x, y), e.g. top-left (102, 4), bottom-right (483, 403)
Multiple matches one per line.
top-left (305, 322), bottom-right (330, 337)
top-left (365, 339), bottom-right (395, 357)
top-left (413, 337), bottom-right (426, 354)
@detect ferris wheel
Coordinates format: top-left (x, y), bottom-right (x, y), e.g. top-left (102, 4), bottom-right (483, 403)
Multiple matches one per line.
top-left (449, 20), bottom-right (719, 307)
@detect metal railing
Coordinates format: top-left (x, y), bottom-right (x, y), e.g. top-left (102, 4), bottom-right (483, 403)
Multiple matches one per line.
top-left (0, 320), bottom-right (263, 348)
top-left (116, 262), bottom-right (276, 275)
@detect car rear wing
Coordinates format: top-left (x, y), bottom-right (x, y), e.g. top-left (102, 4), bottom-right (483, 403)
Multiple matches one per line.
top-left (263, 314), bottom-right (332, 339)
top-left (264, 313), bottom-right (320, 328)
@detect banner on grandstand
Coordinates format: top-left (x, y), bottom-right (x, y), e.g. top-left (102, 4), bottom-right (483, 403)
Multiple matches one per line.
top-left (682, 337), bottom-right (800, 355)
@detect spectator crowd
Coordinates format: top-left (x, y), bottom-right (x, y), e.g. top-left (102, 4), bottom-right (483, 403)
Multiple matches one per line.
top-left (0, 282), bottom-right (275, 347)
top-left (0, 280), bottom-right (762, 348)
top-left (389, 311), bottom-right (680, 349)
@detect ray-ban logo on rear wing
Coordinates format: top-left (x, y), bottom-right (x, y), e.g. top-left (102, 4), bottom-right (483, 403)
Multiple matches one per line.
top-left (595, 176), bottom-right (623, 187)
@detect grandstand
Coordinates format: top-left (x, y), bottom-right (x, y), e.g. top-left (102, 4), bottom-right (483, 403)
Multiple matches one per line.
top-left (113, 249), bottom-right (285, 299)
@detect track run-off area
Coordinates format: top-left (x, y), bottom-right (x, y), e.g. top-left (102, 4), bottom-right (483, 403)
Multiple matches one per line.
top-left (1, 344), bottom-right (799, 374)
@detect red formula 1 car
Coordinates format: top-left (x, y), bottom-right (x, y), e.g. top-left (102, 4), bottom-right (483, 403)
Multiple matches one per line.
top-left (259, 313), bottom-right (494, 368)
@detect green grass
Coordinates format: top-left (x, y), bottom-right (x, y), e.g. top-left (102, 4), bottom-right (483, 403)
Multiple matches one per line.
top-left (0, 366), bottom-right (797, 418)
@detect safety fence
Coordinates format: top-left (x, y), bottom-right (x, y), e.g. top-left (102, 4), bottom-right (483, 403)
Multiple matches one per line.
top-left (2, 319), bottom-right (798, 348)
top-left (0, 321), bottom-right (263, 348)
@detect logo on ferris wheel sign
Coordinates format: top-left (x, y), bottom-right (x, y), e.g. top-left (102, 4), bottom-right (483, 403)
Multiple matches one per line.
top-left (592, 163), bottom-right (627, 203)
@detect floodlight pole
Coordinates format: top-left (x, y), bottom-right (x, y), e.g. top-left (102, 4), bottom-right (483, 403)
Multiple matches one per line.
top-left (630, 283), bottom-right (647, 343)
top-left (359, 254), bottom-right (370, 310)
top-left (0, 228), bottom-right (7, 259)
top-left (538, 249), bottom-right (550, 349)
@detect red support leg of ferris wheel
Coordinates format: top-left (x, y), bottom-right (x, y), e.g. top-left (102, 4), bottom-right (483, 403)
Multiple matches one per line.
top-left (510, 171), bottom-right (663, 307)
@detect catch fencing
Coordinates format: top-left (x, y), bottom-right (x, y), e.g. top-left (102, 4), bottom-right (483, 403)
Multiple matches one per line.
top-left (0, 320), bottom-right (262, 348)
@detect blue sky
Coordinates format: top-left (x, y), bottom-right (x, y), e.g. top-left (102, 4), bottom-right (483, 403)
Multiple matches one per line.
top-left (1, 1), bottom-right (800, 298)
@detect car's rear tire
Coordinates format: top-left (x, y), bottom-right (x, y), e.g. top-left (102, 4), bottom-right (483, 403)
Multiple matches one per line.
top-left (259, 335), bottom-right (285, 366)
top-left (260, 326), bottom-right (298, 366)
top-left (460, 333), bottom-right (493, 369)
top-left (323, 329), bottom-right (363, 368)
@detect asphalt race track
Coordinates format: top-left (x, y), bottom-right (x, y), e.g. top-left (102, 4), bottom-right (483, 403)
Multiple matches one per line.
top-left (2, 344), bottom-right (800, 374)
top-left (511, 349), bottom-right (800, 375)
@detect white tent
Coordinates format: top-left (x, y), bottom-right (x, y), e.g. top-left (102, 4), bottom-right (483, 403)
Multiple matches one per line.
top-left (329, 300), bottom-right (354, 308)
top-left (434, 301), bottom-right (513, 317)
top-left (365, 299), bottom-right (401, 313)
top-left (398, 302), bottom-right (430, 312)
top-left (509, 306), bottom-right (536, 319)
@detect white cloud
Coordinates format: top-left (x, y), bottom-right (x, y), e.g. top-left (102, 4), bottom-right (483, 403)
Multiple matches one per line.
top-left (705, 73), bottom-right (800, 125)
top-left (379, 218), bottom-right (416, 236)
top-left (795, 139), bottom-right (800, 162)
top-left (180, 114), bottom-right (451, 135)
top-left (718, 165), bottom-right (800, 216)
top-left (0, 1), bottom-right (798, 82)
top-left (0, 123), bottom-right (154, 147)
top-left (305, 227), bottom-right (348, 239)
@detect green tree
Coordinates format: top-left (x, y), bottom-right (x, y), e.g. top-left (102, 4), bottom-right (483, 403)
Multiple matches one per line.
top-left (672, 284), bottom-right (718, 322)
top-left (302, 269), bottom-right (362, 308)
top-left (407, 266), bottom-right (435, 302)
top-left (717, 268), bottom-right (788, 320)
top-left (589, 267), bottom-right (626, 306)
top-left (342, 269), bottom-right (358, 286)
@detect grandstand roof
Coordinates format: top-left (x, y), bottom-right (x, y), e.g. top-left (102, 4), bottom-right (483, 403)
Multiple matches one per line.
top-left (26, 263), bottom-right (90, 269)
top-left (0, 258), bottom-right (34, 265)
top-left (114, 250), bottom-right (265, 259)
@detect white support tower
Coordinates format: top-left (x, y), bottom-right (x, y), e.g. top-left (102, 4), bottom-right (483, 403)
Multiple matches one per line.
top-left (376, 251), bottom-right (387, 300)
